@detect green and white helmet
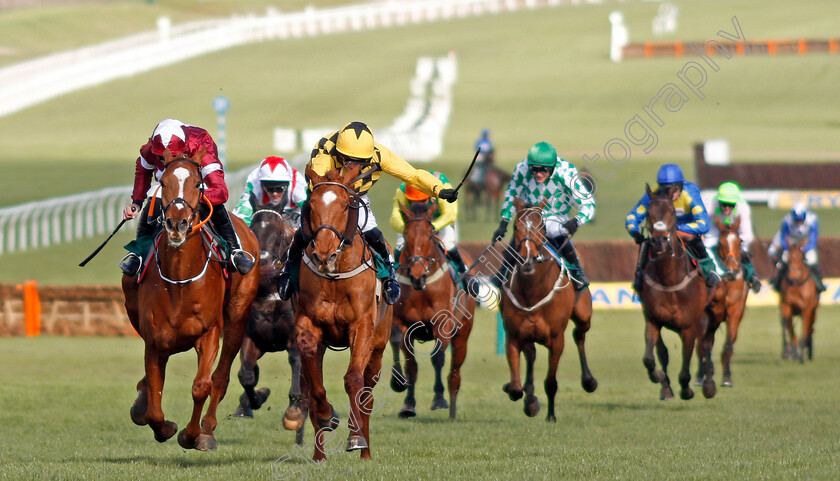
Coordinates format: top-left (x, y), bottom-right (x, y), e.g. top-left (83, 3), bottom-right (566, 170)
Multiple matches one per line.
top-left (526, 142), bottom-right (557, 167)
top-left (716, 181), bottom-right (741, 204)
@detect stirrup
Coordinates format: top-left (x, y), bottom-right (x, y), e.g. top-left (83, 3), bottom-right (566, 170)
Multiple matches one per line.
top-left (277, 267), bottom-right (293, 301)
top-left (231, 249), bottom-right (255, 275)
top-left (749, 277), bottom-right (762, 294)
top-left (383, 278), bottom-right (401, 305)
top-left (119, 253), bottom-right (142, 276)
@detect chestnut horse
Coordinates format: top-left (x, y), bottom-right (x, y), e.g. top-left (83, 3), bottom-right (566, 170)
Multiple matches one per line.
top-left (295, 165), bottom-right (392, 461)
top-left (696, 218), bottom-right (749, 392)
top-left (779, 237), bottom-right (819, 363)
top-left (499, 199), bottom-right (597, 422)
top-left (122, 154), bottom-right (259, 450)
top-left (639, 184), bottom-right (710, 401)
top-left (390, 202), bottom-right (476, 420)
top-left (233, 207), bottom-right (307, 445)
top-left (464, 164), bottom-right (511, 222)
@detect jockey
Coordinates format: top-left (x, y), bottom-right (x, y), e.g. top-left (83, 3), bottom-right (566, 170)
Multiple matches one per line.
top-left (390, 171), bottom-right (473, 285)
top-left (702, 181), bottom-right (761, 292)
top-left (232, 156), bottom-right (307, 225)
top-left (768, 202), bottom-right (825, 292)
top-left (489, 141), bottom-right (595, 291)
top-left (471, 128), bottom-right (495, 184)
top-left (119, 118), bottom-right (254, 276)
top-left (275, 121), bottom-right (458, 305)
top-left (626, 163), bottom-right (720, 292)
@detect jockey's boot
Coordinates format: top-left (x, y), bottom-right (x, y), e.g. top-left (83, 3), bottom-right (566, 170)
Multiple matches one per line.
top-left (696, 257), bottom-right (721, 289)
top-left (119, 201), bottom-right (157, 276)
top-left (809, 264), bottom-right (827, 293)
top-left (277, 229), bottom-right (306, 301)
top-left (551, 236), bottom-right (588, 291)
top-left (212, 204), bottom-right (254, 275)
top-left (633, 242), bottom-right (650, 293)
top-left (741, 251), bottom-right (762, 293)
top-left (364, 228), bottom-right (401, 305)
top-left (446, 247), bottom-right (479, 296)
top-left (489, 243), bottom-right (522, 289)
top-left (772, 263), bottom-right (787, 293)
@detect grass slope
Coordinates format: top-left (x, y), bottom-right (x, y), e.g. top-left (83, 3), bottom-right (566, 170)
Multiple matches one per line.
top-left (0, 306), bottom-right (838, 480)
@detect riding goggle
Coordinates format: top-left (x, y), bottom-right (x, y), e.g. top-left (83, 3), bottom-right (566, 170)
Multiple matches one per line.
top-left (263, 184), bottom-right (289, 194)
top-left (337, 152), bottom-right (374, 166)
top-left (719, 202), bottom-right (735, 209)
top-left (529, 165), bottom-right (553, 175)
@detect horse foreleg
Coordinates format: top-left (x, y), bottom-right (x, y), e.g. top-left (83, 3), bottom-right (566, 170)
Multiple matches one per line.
top-left (398, 337), bottom-right (420, 418)
top-left (447, 326), bottom-right (471, 420)
top-left (780, 303), bottom-right (795, 360)
top-left (284, 344), bottom-right (307, 445)
top-left (722, 299), bottom-right (746, 386)
top-left (643, 321), bottom-right (666, 385)
top-left (178, 327), bottom-right (220, 450)
top-left (430, 341), bottom-right (449, 411)
top-left (571, 302), bottom-right (597, 393)
top-left (130, 376), bottom-right (149, 426)
top-left (344, 325), bottom-right (374, 453)
top-left (503, 336), bottom-right (524, 402)
top-left (143, 343), bottom-right (177, 443)
top-left (678, 326), bottom-right (698, 400)
top-left (359, 345), bottom-right (385, 460)
top-left (522, 342), bottom-right (540, 417)
top-left (800, 305), bottom-right (818, 363)
top-left (544, 334), bottom-right (564, 423)
top-left (389, 323), bottom-right (407, 392)
top-left (697, 314), bottom-right (716, 399)
top-left (234, 336), bottom-right (264, 418)
top-left (297, 321), bottom-right (333, 462)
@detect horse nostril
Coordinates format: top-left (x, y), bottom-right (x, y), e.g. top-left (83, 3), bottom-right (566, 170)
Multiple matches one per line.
top-left (178, 219), bottom-right (188, 233)
top-left (165, 218), bottom-right (174, 231)
top-left (312, 253), bottom-right (321, 265)
top-left (328, 253), bottom-right (337, 264)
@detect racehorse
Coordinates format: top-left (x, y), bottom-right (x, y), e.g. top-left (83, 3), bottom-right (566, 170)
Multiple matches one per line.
top-left (498, 199), bottom-right (597, 422)
top-left (779, 237), bottom-right (819, 363)
top-left (122, 153), bottom-right (259, 450)
top-left (295, 164), bottom-right (392, 461)
top-left (232, 207), bottom-right (307, 445)
top-left (464, 161), bottom-right (511, 222)
top-left (695, 218), bottom-right (749, 392)
top-left (390, 202), bottom-right (476, 420)
top-left (639, 184), bottom-right (710, 401)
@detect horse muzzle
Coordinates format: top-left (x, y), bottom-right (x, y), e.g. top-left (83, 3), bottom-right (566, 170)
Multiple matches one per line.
top-left (312, 251), bottom-right (337, 274)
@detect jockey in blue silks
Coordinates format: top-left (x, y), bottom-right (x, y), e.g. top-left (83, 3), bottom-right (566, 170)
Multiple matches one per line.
top-left (768, 202), bottom-right (825, 293)
top-left (626, 164), bottom-right (721, 293)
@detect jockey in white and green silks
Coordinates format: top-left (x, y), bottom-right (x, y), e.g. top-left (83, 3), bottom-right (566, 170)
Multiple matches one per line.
top-left (490, 141), bottom-right (595, 291)
top-left (702, 181), bottom-right (762, 293)
top-left (232, 156), bottom-right (307, 226)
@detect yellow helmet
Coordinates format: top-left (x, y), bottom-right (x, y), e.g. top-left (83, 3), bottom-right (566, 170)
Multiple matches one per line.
top-left (336, 121), bottom-right (375, 159)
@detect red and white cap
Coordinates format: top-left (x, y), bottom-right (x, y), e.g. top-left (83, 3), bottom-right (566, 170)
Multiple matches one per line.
top-left (150, 119), bottom-right (187, 155)
top-left (257, 156), bottom-right (292, 183)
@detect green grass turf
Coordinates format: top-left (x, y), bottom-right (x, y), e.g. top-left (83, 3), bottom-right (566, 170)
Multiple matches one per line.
top-left (1, 0), bottom-right (839, 284)
top-left (0, 305), bottom-right (838, 480)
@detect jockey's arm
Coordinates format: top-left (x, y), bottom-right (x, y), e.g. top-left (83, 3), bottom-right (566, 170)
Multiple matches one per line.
top-left (432, 182), bottom-right (457, 231)
top-left (805, 217), bottom-right (819, 252)
top-left (131, 143), bottom-right (157, 205)
top-left (625, 195), bottom-right (650, 234)
top-left (676, 185), bottom-right (709, 236)
top-left (779, 220), bottom-right (791, 250)
top-left (499, 163), bottom-right (526, 221)
top-left (737, 201), bottom-right (755, 250)
top-left (559, 163), bottom-right (595, 225)
top-left (378, 144), bottom-right (444, 197)
top-left (389, 188), bottom-right (407, 233)
top-left (290, 170), bottom-right (308, 207)
top-left (232, 179), bottom-right (258, 225)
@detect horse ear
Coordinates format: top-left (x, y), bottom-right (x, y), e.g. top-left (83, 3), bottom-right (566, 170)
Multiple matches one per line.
top-left (513, 198), bottom-right (525, 211)
top-left (731, 216), bottom-right (741, 231)
top-left (538, 198), bottom-right (548, 210)
top-left (305, 165), bottom-right (324, 185)
top-left (426, 202), bottom-right (438, 219)
top-left (399, 203), bottom-right (412, 219)
top-left (339, 162), bottom-right (363, 187)
top-left (645, 183), bottom-right (652, 197)
top-left (796, 237), bottom-right (808, 250)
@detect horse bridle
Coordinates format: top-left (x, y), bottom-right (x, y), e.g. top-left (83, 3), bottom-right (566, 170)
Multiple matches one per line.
top-left (158, 157), bottom-right (205, 229)
top-left (646, 199), bottom-right (686, 264)
top-left (305, 181), bottom-right (364, 256)
top-left (513, 207), bottom-right (551, 267)
top-left (401, 217), bottom-right (444, 283)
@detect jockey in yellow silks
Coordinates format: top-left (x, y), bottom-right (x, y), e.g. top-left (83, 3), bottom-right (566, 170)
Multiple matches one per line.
top-left (275, 121), bottom-right (458, 305)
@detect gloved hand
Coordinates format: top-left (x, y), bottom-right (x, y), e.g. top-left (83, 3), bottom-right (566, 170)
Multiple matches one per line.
top-left (563, 219), bottom-right (579, 236)
top-left (630, 230), bottom-right (645, 245)
top-left (438, 188), bottom-right (458, 203)
top-left (492, 219), bottom-right (510, 244)
top-left (122, 202), bottom-right (141, 220)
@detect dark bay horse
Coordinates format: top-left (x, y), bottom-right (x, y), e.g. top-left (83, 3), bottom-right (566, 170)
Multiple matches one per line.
top-left (779, 237), bottom-right (819, 363)
top-left (639, 184), bottom-right (710, 400)
top-left (390, 202), bottom-right (476, 420)
top-left (499, 199), bottom-right (597, 422)
top-left (696, 218), bottom-right (749, 391)
top-left (464, 163), bottom-right (511, 222)
top-left (295, 165), bottom-right (392, 461)
top-left (122, 154), bottom-right (259, 450)
top-left (233, 207), bottom-right (307, 445)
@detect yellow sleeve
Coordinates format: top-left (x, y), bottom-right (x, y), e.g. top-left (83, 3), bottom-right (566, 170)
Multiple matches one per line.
top-left (377, 143), bottom-right (444, 196)
top-left (390, 188), bottom-right (408, 233)
top-left (432, 182), bottom-right (456, 231)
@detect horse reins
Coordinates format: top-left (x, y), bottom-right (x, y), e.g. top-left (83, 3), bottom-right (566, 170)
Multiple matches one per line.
top-left (306, 181), bottom-right (364, 256)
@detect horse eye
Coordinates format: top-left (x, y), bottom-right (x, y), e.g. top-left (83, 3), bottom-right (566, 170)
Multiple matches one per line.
top-left (195, 182), bottom-right (201, 189)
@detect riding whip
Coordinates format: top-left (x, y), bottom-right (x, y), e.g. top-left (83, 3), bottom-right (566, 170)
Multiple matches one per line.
top-left (78, 218), bottom-right (128, 267)
top-left (451, 149), bottom-right (481, 196)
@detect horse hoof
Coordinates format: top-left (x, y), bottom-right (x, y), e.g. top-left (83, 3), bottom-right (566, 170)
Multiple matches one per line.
top-left (283, 406), bottom-right (304, 431)
top-left (581, 376), bottom-right (598, 393)
top-left (196, 434), bottom-right (217, 451)
top-left (702, 381), bottom-right (716, 399)
top-left (502, 383), bottom-right (523, 401)
top-left (722, 378), bottom-right (733, 388)
top-left (130, 400), bottom-right (148, 426)
top-left (680, 388), bottom-right (695, 400)
top-left (316, 407), bottom-right (340, 431)
top-left (523, 395), bottom-right (540, 417)
top-left (253, 387), bottom-right (271, 408)
top-left (390, 370), bottom-right (408, 393)
top-left (398, 404), bottom-right (417, 418)
top-left (155, 421), bottom-right (178, 443)
top-left (233, 404), bottom-right (254, 418)
top-left (346, 435), bottom-right (368, 451)
top-left (430, 397), bottom-right (449, 411)
top-left (177, 429), bottom-right (196, 449)
top-left (693, 378), bottom-right (703, 387)
top-left (660, 387), bottom-right (674, 401)
top-left (546, 413), bottom-right (557, 423)
top-left (651, 370), bottom-right (666, 384)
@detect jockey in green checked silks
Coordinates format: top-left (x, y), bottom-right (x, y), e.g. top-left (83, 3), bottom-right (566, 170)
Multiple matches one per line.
top-left (626, 163), bottom-right (721, 293)
top-left (489, 141), bottom-right (595, 291)
top-left (275, 121), bottom-right (459, 305)
top-left (389, 171), bottom-right (475, 288)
